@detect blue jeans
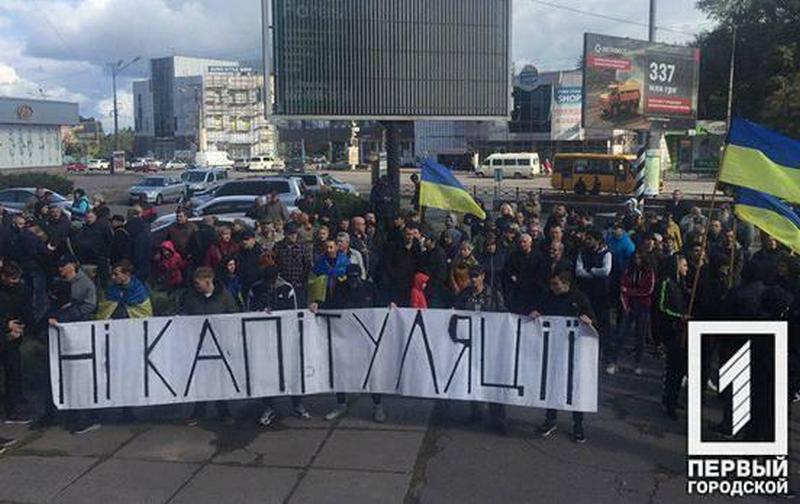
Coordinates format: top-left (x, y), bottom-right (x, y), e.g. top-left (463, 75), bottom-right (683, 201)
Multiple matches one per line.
top-left (613, 303), bottom-right (651, 365)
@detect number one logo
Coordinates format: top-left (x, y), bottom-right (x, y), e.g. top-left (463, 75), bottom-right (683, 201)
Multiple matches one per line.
top-left (718, 340), bottom-right (752, 436)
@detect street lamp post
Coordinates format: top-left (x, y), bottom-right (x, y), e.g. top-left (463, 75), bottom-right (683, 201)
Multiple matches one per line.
top-left (108, 56), bottom-right (141, 174)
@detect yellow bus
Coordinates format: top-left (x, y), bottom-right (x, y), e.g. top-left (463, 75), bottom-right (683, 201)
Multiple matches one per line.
top-left (551, 153), bottom-right (638, 195)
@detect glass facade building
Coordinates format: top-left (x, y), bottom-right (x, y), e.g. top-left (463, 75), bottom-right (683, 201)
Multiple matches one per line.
top-left (268, 0), bottom-right (511, 119)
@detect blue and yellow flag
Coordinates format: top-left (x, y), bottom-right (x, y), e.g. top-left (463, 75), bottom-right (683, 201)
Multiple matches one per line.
top-left (734, 187), bottom-right (800, 254)
top-left (419, 159), bottom-right (486, 220)
top-left (720, 119), bottom-right (800, 204)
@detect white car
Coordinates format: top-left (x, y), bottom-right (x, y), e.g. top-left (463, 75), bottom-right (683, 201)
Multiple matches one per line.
top-left (164, 159), bottom-right (188, 170)
top-left (151, 196), bottom-right (262, 232)
top-left (190, 177), bottom-right (303, 209)
top-left (86, 158), bottom-right (110, 171)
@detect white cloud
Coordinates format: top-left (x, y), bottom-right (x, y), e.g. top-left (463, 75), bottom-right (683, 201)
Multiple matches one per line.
top-left (96, 90), bottom-right (134, 132)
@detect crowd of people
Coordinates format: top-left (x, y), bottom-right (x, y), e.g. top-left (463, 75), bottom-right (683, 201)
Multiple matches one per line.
top-left (0, 182), bottom-right (796, 447)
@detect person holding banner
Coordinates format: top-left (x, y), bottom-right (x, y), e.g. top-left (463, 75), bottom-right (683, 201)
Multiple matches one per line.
top-left (46, 254), bottom-right (99, 434)
top-left (530, 269), bottom-right (595, 443)
top-left (246, 265), bottom-right (312, 426)
top-left (455, 264), bottom-right (508, 434)
top-left (318, 263), bottom-right (387, 423)
top-left (180, 267), bottom-right (238, 426)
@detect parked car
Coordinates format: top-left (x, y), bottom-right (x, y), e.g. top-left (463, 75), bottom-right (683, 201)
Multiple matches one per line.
top-left (320, 173), bottom-right (359, 195)
top-left (190, 176), bottom-right (303, 209)
top-left (131, 157), bottom-right (160, 172)
top-left (86, 158), bottom-right (110, 171)
top-left (129, 176), bottom-right (186, 205)
top-left (0, 187), bottom-right (72, 212)
top-left (181, 168), bottom-right (229, 197)
top-left (163, 159), bottom-right (187, 170)
top-left (291, 173), bottom-right (359, 196)
top-left (151, 196), bottom-right (261, 231)
top-left (64, 162), bottom-right (87, 173)
top-left (310, 155), bottom-right (329, 170)
top-left (284, 158), bottom-right (307, 173)
top-left (151, 216), bottom-right (254, 241)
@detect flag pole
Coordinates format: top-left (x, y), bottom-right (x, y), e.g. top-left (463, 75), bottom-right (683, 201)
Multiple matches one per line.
top-left (687, 183), bottom-right (718, 316)
top-left (688, 25), bottom-right (737, 315)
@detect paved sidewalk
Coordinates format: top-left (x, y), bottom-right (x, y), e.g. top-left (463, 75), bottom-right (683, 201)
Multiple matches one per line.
top-left (0, 361), bottom-right (796, 503)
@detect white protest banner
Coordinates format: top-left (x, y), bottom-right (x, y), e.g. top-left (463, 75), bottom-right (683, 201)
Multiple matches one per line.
top-left (49, 308), bottom-right (599, 412)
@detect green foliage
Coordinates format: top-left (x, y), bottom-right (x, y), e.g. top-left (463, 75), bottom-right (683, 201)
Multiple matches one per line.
top-left (0, 172), bottom-right (74, 195)
top-left (696, 0), bottom-right (800, 137)
top-left (312, 190), bottom-right (370, 219)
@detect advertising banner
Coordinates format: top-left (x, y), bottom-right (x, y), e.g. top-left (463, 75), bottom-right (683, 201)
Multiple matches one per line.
top-left (551, 70), bottom-right (584, 141)
top-left (583, 33), bottom-right (700, 131)
top-left (49, 309), bottom-right (599, 412)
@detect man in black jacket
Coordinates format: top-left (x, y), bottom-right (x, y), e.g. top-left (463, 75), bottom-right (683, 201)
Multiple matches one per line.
top-left (0, 262), bottom-right (33, 425)
top-left (110, 215), bottom-right (131, 264)
top-left (382, 226), bottom-right (420, 306)
top-left (318, 264), bottom-right (386, 423)
top-left (246, 266), bottom-right (312, 426)
top-left (237, 229), bottom-right (263, 295)
top-left (455, 265), bottom-right (508, 434)
top-left (503, 233), bottom-right (542, 314)
top-left (530, 270), bottom-right (596, 443)
top-left (74, 210), bottom-right (113, 286)
top-left (125, 207), bottom-right (152, 282)
top-left (180, 267), bottom-right (238, 425)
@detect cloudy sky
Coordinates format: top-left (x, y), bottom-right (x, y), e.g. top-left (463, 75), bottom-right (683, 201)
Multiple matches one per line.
top-left (0, 0), bottom-right (715, 130)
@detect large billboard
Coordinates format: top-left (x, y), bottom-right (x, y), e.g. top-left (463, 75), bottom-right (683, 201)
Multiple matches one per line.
top-left (582, 33), bottom-right (700, 131)
top-left (264, 0), bottom-right (512, 120)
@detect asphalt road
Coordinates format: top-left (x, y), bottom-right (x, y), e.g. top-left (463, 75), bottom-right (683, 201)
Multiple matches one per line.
top-left (0, 352), bottom-right (794, 503)
top-left (64, 168), bottom-right (717, 211)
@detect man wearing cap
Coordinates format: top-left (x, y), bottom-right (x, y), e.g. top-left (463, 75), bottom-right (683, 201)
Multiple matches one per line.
top-left (237, 229), bottom-right (263, 296)
top-left (46, 254), bottom-right (98, 434)
top-left (273, 222), bottom-right (312, 307)
top-left (454, 265), bottom-right (508, 434)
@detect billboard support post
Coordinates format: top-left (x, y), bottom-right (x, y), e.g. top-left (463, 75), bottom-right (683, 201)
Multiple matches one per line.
top-left (382, 121), bottom-right (403, 215)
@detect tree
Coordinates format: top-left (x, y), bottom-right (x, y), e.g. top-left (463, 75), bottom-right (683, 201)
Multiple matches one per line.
top-left (696, 0), bottom-right (800, 137)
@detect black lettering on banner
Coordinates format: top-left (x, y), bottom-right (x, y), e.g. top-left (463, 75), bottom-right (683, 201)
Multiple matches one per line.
top-left (539, 321), bottom-right (550, 401)
top-left (566, 320), bottom-right (577, 405)
top-left (396, 310), bottom-right (439, 393)
top-left (316, 313), bottom-right (342, 389)
top-left (298, 311), bottom-right (305, 394)
top-left (104, 324), bottom-right (111, 400)
top-left (240, 316), bottom-right (285, 396)
top-left (353, 311), bottom-right (391, 389)
top-left (481, 317), bottom-right (524, 396)
top-left (444, 315), bottom-right (472, 394)
top-left (55, 324), bottom-right (99, 405)
top-left (143, 320), bottom-right (176, 398)
top-left (184, 319), bottom-right (240, 396)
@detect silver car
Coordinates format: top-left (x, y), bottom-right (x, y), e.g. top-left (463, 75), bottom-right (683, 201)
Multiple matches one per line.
top-left (190, 177), bottom-right (303, 208)
top-left (0, 187), bottom-right (72, 212)
top-left (129, 176), bottom-right (186, 205)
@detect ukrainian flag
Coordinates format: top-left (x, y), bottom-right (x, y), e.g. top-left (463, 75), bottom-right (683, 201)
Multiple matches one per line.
top-left (720, 119), bottom-right (800, 204)
top-left (734, 187), bottom-right (800, 254)
top-left (419, 159), bottom-right (486, 220)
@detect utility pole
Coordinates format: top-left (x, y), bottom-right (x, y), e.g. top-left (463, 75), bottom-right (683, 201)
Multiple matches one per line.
top-left (107, 56), bottom-right (141, 174)
top-left (726, 26), bottom-right (738, 131)
top-left (643, 0), bottom-right (661, 199)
